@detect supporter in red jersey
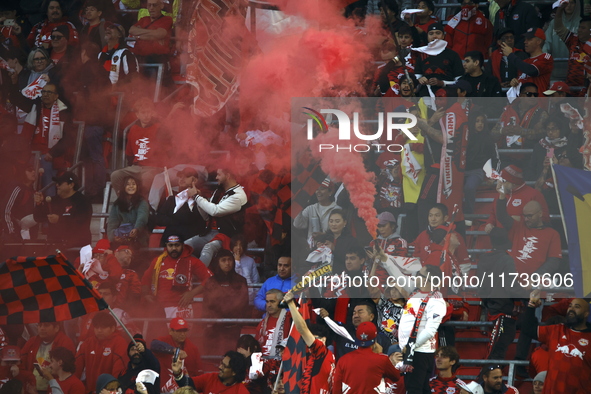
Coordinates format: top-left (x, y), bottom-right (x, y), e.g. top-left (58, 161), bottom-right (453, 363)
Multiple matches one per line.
top-left (411, 203), bottom-right (471, 273)
top-left (554, 4), bottom-right (591, 90)
top-left (255, 289), bottom-right (292, 357)
top-left (525, 295), bottom-right (591, 393)
top-left (333, 321), bottom-right (401, 394)
top-left (370, 211), bottom-right (408, 283)
top-left (487, 28), bottom-right (529, 87)
top-left (128, 0), bottom-right (172, 62)
top-left (87, 238), bottom-right (123, 289)
top-left (493, 195), bottom-right (562, 276)
top-left (141, 234), bottom-right (212, 320)
top-left (111, 246), bottom-right (142, 306)
top-left (373, 38), bottom-right (415, 97)
top-left (20, 322), bottom-right (75, 392)
top-left (75, 311), bottom-right (128, 393)
top-left (171, 351), bottom-right (250, 394)
top-left (484, 165), bottom-right (549, 229)
top-left (444, 0), bottom-right (493, 59)
top-left (39, 347), bottom-right (85, 394)
top-left (27, 0), bottom-right (79, 48)
top-left (0, 346), bottom-right (36, 393)
top-left (284, 291), bottom-right (334, 394)
top-left (151, 317), bottom-right (202, 393)
top-left (503, 28), bottom-right (553, 95)
top-left (429, 346), bottom-right (464, 393)
top-left (110, 97), bottom-right (168, 195)
top-left (398, 24), bottom-right (419, 72)
top-left (478, 365), bottom-right (519, 394)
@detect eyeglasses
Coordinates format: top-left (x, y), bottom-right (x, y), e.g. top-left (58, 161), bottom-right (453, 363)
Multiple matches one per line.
top-left (524, 91), bottom-right (538, 97)
top-left (51, 35), bottom-right (64, 41)
top-left (33, 57), bottom-right (47, 61)
top-left (41, 90), bottom-right (57, 95)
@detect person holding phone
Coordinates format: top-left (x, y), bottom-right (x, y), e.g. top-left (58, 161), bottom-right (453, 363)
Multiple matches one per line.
top-left (39, 347), bottom-right (85, 394)
top-left (525, 117), bottom-right (570, 182)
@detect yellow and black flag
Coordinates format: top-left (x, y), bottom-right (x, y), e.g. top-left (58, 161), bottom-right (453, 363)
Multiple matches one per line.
top-left (554, 164), bottom-right (591, 297)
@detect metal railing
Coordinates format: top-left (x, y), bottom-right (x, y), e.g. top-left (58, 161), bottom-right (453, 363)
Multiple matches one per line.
top-left (139, 63), bottom-right (164, 102)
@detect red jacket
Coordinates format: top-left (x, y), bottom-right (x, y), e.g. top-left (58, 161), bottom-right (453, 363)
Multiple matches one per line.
top-left (445, 9), bottom-right (493, 59)
top-left (21, 331), bottom-right (75, 372)
top-left (75, 331), bottom-right (128, 393)
top-left (154, 334), bottom-right (202, 390)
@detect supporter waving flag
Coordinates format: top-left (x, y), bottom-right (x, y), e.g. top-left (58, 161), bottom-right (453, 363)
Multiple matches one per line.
top-left (282, 301), bottom-right (311, 394)
top-left (0, 253), bottom-right (107, 324)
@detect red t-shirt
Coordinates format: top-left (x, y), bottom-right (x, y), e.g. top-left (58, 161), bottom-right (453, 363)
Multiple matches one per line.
top-left (508, 221), bottom-right (562, 275)
top-left (190, 373), bottom-right (250, 394)
top-left (486, 184), bottom-right (550, 227)
top-left (50, 50), bottom-right (66, 64)
top-left (411, 229), bottom-right (471, 266)
top-left (48, 374), bottom-right (85, 394)
top-left (333, 346), bottom-right (400, 394)
top-left (517, 53), bottom-right (553, 95)
top-left (538, 324), bottom-right (591, 393)
top-left (428, 375), bottom-right (463, 393)
top-left (125, 122), bottom-right (162, 167)
top-left (117, 268), bottom-right (142, 303)
top-left (301, 339), bottom-right (334, 394)
top-left (131, 15), bottom-right (173, 56)
top-left (141, 248), bottom-right (212, 308)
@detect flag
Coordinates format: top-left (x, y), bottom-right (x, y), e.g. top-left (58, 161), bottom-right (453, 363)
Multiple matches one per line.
top-left (553, 164), bottom-right (591, 297)
top-left (0, 254), bottom-right (107, 324)
top-left (282, 302), bottom-right (310, 394)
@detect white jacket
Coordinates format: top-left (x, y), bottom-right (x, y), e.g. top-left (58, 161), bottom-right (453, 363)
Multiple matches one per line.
top-left (398, 291), bottom-right (447, 353)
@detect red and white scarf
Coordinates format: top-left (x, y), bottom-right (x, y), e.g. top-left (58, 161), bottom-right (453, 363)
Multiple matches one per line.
top-left (24, 100), bottom-right (63, 149)
top-left (21, 76), bottom-right (47, 99)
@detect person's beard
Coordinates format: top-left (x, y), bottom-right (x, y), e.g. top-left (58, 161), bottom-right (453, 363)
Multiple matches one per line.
top-left (131, 354), bottom-right (142, 365)
top-left (566, 311), bottom-right (584, 328)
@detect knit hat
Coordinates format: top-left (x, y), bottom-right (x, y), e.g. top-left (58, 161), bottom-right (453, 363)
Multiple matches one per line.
top-left (93, 239), bottom-right (111, 254)
top-left (127, 333), bottom-right (147, 353)
top-left (95, 374), bottom-right (118, 394)
top-left (533, 371), bottom-right (547, 383)
top-left (356, 321), bottom-right (377, 347)
top-left (52, 25), bottom-right (70, 41)
top-left (321, 176), bottom-right (332, 189)
top-left (165, 234), bottom-right (184, 244)
top-left (500, 165), bottom-right (524, 185)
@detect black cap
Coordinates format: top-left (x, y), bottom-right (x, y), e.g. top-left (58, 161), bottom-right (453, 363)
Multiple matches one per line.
top-left (496, 27), bottom-right (515, 40)
top-left (52, 171), bottom-right (79, 189)
top-left (428, 22), bottom-right (445, 33)
top-left (452, 79), bottom-right (472, 94)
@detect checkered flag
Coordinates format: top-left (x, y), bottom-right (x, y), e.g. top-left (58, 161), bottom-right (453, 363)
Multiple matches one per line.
top-left (0, 253), bottom-right (107, 324)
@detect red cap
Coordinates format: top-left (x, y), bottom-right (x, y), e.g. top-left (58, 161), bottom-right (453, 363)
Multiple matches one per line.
top-left (543, 81), bottom-right (570, 96)
top-left (523, 27), bottom-right (546, 40)
top-left (500, 165), bottom-right (524, 186)
top-left (355, 321), bottom-right (377, 347)
top-left (115, 245), bottom-right (131, 253)
top-left (1, 346), bottom-right (21, 361)
top-left (93, 238), bottom-right (111, 254)
top-left (170, 317), bottom-right (189, 331)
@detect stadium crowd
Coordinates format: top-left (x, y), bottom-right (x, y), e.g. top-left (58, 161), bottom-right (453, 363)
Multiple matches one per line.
top-left (0, 0), bottom-right (591, 393)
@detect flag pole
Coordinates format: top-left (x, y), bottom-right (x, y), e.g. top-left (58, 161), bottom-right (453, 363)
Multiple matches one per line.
top-left (55, 249), bottom-right (137, 345)
top-left (550, 165), bottom-right (569, 244)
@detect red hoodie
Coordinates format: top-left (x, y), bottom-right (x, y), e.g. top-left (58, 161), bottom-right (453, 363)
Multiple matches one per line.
top-left (21, 331), bottom-right (75, 372)
top-left (75, 331), bottom-right (128, 392)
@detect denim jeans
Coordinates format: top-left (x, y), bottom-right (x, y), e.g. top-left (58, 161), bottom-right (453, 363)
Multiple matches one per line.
top-left (463, 168), bottom-right (485, 215)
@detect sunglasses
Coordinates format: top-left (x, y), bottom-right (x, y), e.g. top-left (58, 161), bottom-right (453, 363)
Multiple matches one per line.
top-left (51, 35), bottom-right (64, 41)
top-left (524, 91), bottom-right (538, 97)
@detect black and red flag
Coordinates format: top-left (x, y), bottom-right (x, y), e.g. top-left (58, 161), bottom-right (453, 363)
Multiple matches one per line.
top-left (0, 253), bottom-right (107, 324)
top-left (282, 301), bottom-right (310, 394)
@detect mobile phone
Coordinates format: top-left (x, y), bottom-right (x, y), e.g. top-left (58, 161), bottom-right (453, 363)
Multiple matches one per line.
top-left (364, 246), bottom-right (374, 253)
top-left (547, 148), bottom-right (554, 158)
top-left (173, 347), bottom-right (180, 363)
top-left (33, 363), bottom-right (43, 374)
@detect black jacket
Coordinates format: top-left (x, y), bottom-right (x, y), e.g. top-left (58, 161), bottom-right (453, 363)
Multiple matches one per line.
top-left (156, 192), bottom-right (208, 245)
top-left (493, 0), bottom-right (541, 50)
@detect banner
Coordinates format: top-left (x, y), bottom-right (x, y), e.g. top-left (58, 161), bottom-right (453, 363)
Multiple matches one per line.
top-left (0, 254), bottom-right (106, 324)
top-left (553, 164), bottom-right (591, 297)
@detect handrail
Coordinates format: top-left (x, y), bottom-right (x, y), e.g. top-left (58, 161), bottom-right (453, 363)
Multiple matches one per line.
top-left (110, 92), bottom-right (125, 173)
top-left (120, 119), bottom-right (139, 170)
top-left (139, 63), bottom-right (164, 102)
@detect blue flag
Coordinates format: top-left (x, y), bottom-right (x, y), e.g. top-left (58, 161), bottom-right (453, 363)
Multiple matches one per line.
top-left (554, 165), bottom-right (591, 297)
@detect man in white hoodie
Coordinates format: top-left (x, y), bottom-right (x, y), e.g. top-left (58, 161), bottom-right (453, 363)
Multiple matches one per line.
top-left (398, 264), bottom-right (447, 394)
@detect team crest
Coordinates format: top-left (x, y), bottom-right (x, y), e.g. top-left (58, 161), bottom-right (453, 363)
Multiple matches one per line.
top-left (113, 56), bottom-right (119, 62)
top-left (580, 339), bottom-right (589, 346)
top-left (512, 199), bottom-right (522, 207)
top-left (387, 245), bottom-right (396, 253)
top-left (513, 14), bottom-right (519, 20)
top-left (103, 347), bottom-right (112, 356)
top-left (476, 18), bottom-right (482, 25)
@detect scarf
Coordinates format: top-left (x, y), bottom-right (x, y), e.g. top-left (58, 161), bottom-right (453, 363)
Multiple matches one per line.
top-left (24, 101), bottom-right (62, 149)
top-left (447, 5), bottom-right (477, 29)
top-left (412, 39), bottom-right (447, 56)
top-left (402, 291), bottom-right (435, 372)
top-left (486, 314), bottom-right (513, 358)
top-left (22, 75), bottom-right (47, 99)
top-left (150, 252), bottom-right (168, 296)
top-left (540, 136), bottom-right (568, 149)
top-left (259, 309), bottom-right (288, 357)
top-left (174, 189), bottom-right (195, 213)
